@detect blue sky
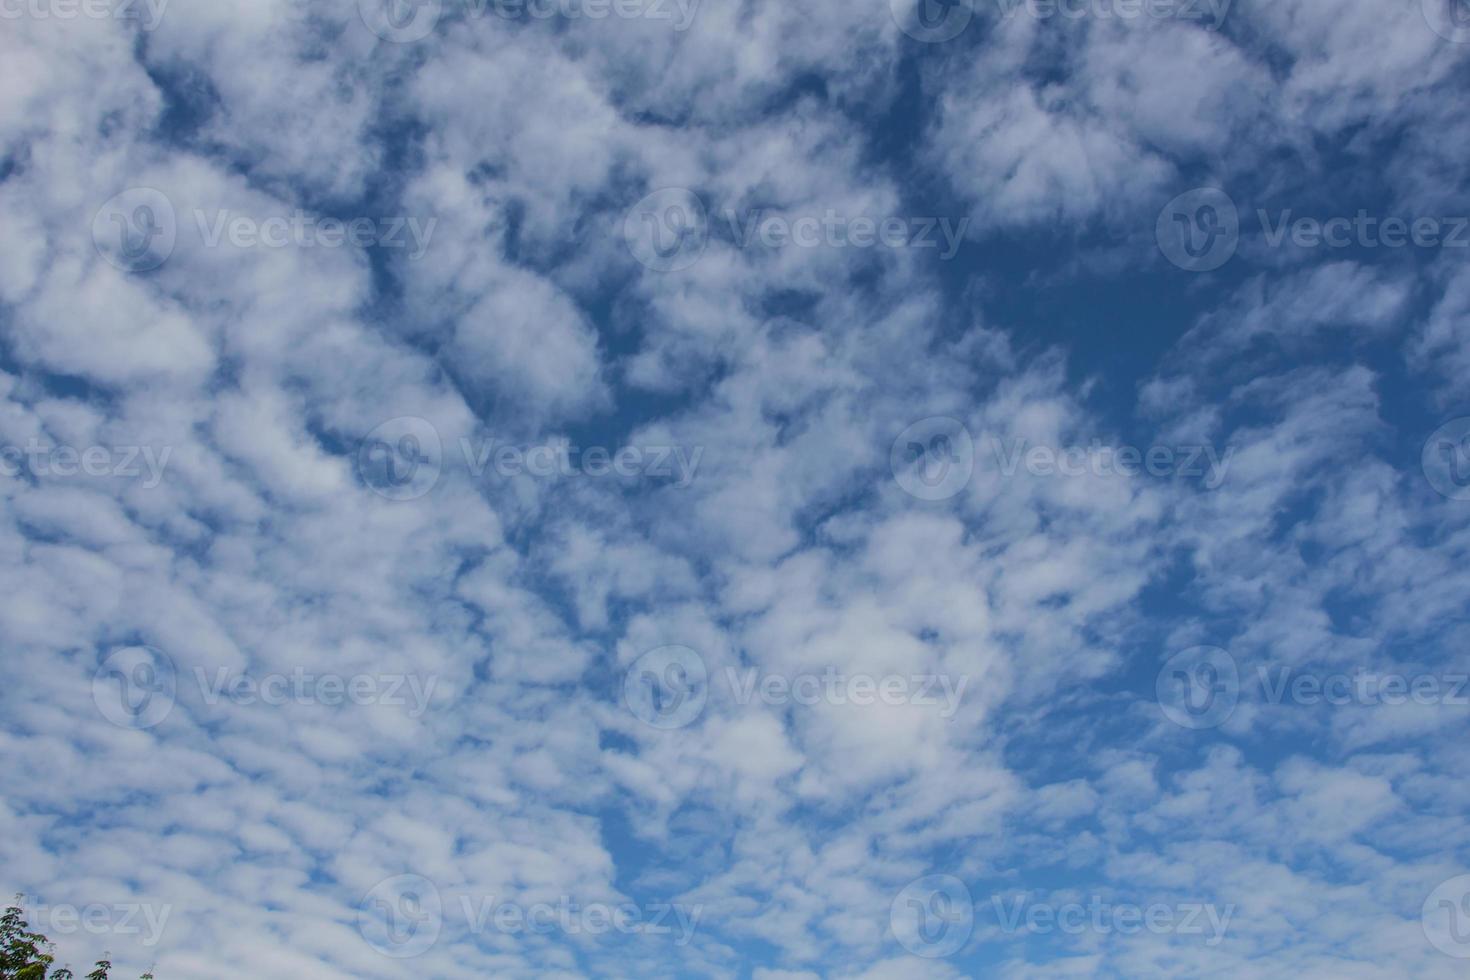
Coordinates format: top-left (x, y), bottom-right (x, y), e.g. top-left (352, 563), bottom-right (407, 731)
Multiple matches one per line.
top-left (2, 0), bottom-right (1470, 977)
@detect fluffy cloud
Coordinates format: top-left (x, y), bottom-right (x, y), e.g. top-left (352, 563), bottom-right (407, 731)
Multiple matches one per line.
top-left (1, 0), bottom-right (1467, 977)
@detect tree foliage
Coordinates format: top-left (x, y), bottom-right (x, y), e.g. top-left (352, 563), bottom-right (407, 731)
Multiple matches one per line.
top-left (0, 900), bottom-right (153, 980)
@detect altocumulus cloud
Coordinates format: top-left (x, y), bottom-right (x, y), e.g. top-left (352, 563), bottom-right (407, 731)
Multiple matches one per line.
top-left (1, 0), bottom-right (1469, 977)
